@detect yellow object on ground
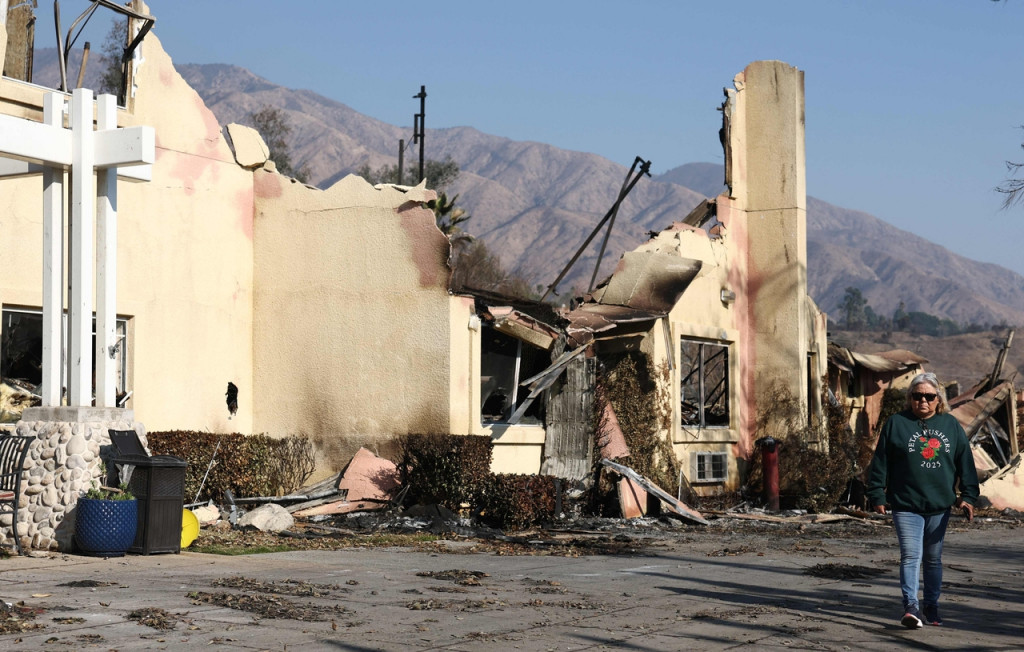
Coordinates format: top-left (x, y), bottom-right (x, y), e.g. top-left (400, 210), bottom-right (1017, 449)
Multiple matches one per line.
top-left (181, 509), bottom-right (199, 548)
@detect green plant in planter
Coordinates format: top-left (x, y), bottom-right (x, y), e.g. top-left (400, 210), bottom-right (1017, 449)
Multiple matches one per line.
top-left (75, 479), bottom-right (138, 557)
top-left (84, 482), bottom-right (135, 501)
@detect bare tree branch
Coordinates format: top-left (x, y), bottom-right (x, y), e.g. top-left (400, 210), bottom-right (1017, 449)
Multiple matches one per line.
top-left (997, 127), bottom-right (1024, 210)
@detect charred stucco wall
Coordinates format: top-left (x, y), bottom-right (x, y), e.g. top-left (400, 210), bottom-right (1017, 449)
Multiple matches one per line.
top-left (0, 32), bottom-right (255, 434)
top-left (252, 173), bottom-right (470, 471)
top-left (636, 60), bottom-right (822, 494)
top-left (631, 223), bottom-right (745, 492)
top-left (0, 21), bottom-right (479, 477)
top-left (720, 60), bottom-right (817, 458)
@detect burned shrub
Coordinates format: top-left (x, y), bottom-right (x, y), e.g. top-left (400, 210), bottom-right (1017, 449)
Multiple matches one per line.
top-left (746, 383), bottom-right (856, 512)
top-left (147, 431), bottom-right (315, 502)
top-left (868, 387), bottom-right (906, 463)
top-left (594, 354), bottom-right (678, 494)
top-left (399, 434), bottom-right (493, 511)
top-left (479, 473), bottom-right (558, 531)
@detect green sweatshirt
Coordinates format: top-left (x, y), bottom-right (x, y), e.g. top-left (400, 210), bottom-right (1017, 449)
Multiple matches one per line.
top-left (866, 410), bottom-right (979, 515)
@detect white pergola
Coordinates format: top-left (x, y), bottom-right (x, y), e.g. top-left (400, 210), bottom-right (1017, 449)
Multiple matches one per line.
top-left (0, 88), bottom-right (153, 408)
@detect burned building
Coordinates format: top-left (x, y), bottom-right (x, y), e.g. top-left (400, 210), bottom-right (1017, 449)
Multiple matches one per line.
top-left (0, 2), bottom-right (823, 521)
top-left (460, 62), bottom-right (827, 494)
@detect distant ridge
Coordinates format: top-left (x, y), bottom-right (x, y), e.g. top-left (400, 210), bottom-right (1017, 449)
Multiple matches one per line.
top-left (655, 163), bottom-right (726, 199)
top-left (173, 63), bottom-right (1024, 326)
top-left (33, 52), bottom-right (1020, 326)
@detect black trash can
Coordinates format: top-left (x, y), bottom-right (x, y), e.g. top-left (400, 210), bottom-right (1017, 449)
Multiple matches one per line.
top-left (113, 453), bottom-right (188, 555)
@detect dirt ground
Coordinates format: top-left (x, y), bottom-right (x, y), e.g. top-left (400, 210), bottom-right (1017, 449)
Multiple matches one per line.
top-left (178, 503), bottom-right (1024, 573)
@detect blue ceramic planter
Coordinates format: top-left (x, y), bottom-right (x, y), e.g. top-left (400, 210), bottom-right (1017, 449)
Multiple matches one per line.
top-left (74, 497), bottom-right (138, 557)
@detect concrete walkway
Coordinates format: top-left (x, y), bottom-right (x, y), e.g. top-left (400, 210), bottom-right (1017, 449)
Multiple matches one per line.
top-left (0, 524), bottom-right (1021, 650)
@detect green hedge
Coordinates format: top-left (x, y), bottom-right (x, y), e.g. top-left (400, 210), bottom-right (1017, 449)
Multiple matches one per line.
top-left (146, 431), bottom-right (315, 503)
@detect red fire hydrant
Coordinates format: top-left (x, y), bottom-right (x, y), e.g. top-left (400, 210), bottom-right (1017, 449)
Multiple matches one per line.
top-left (757, 436), bottom-right (780, 512)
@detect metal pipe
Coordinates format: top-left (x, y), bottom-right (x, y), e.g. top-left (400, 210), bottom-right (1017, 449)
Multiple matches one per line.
top-left (541, 158), bottom-right (650, 302)
top-left (192, 438), bottom-right (222, 504)
top-left (758, 436), bottom-right (780, 511)
top-left (54, 1), bottom-right (67, 91)
top-left (588, 157), bottom-right (640, 292)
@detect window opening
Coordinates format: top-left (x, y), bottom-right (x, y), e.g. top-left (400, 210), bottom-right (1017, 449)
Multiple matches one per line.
top-left (693, 451), bottom-right (728, 483)
top-left (480, 326), bottom-right (547, 425)
top-left (807, 353), bottom-right (820, 425)
top-left (680, 339), bottom-right (729, 428)
top-left (2, 309), bottom-right (44, 385)
top-left (1, 307), bottom-right (128, 399)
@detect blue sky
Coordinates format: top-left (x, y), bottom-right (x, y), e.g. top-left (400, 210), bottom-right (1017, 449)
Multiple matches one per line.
top-left (47, 1), bottom-right (1024, 275)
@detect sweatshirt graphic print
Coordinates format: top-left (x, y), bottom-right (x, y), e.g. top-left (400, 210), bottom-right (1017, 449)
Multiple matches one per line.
top-left (910, 426), bottom-right (950, 468)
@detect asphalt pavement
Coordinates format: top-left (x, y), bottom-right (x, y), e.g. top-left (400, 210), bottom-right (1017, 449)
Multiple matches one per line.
top-left (0, 521), bottom-right (1021, 651)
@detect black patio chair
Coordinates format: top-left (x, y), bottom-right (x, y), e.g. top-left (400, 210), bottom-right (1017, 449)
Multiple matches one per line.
top-left (0, 434), bottom-right (33, 555)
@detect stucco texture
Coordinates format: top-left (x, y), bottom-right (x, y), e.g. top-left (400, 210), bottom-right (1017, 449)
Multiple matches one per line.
top-left (727, 61), bottom-right (812, 440)
top-left (0, 33), bottom-right (255, 434)
top-left (252, 173), bottom-right (460, 464)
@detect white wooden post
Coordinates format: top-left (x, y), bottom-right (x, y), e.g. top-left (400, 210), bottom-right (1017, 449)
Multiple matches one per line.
top-left (41, 94), bottom-right (65, 407)
top-left (69, 88), bottom-right (95, 407)
top-left (0, 90), bottom-right (153, 407)
top-left (95, 94), bottom-right (118, 407)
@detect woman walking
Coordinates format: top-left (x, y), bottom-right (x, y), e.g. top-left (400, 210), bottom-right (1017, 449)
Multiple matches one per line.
top-left (866, 372), bottom-right (979, 629)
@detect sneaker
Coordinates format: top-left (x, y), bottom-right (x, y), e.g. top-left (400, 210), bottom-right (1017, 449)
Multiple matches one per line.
top-left (922, 604), bottom-right (943, 626)
top-left (901, 605), bottom-right (924, 629)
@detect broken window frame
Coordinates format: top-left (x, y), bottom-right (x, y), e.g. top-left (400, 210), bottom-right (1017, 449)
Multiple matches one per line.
top-left (56, 0), bottom-right (156, 104)
top-left (1, 306), bottom-right (129, 400)
top-left (479, 325), bottom-right (549, 426)
top-left (679, 337), bottom-right (730, 430)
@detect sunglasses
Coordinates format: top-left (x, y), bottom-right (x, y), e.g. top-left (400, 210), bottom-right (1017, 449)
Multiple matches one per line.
top-left (911, 392), bottom-right (938, 403)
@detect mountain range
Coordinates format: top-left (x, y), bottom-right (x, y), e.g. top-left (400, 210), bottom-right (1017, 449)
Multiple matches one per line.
top-left (33, 51), bottom-right (1024, 327)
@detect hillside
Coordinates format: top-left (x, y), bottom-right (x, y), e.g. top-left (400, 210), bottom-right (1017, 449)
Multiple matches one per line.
top-left (830, 329), bottom-right (1020, 392)
top-left (33, 53), bottom-right (1022, 327)
top-left (169, 63), bottom-right (1024, 326)
top-left (173, 64), bottom-right (710, 295)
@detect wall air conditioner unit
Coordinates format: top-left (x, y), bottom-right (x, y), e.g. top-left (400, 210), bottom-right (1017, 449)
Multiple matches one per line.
top-left (692, 451), bottom-right (728, 483)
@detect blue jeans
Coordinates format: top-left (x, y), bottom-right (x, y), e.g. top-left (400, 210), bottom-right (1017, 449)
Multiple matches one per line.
top-left (892, 509), bottom-right (950, 609)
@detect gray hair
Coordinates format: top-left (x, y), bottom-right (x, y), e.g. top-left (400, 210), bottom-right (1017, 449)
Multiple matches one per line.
top-left (905, 372), bottom-right (949, 414)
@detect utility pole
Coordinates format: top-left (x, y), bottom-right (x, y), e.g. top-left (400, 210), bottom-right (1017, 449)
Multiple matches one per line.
top-left (397, 138), bottom-right (404, 186)
top-left (412, 85), bottom-right (426, 184)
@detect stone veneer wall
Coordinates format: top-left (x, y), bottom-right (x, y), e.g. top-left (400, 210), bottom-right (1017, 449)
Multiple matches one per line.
top-left (5, 407), bottom-right (144, 552)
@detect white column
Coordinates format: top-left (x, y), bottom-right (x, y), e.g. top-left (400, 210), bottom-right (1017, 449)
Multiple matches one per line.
top-left (95, 94), bottom-right (118, 408)
top-left (69, 89), bottom-right (94, 407)
top-left (41, 94), bottom-right (65, 407)
top-left (0, 90), bottom-right (152, 407)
